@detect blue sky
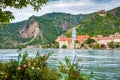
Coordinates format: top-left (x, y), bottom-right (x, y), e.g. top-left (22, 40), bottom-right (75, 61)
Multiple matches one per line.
top-left (5, 0), bottom-right (120, 22)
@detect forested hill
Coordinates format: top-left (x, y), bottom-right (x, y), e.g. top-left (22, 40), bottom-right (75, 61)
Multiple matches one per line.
top-left (0, 12), bottom-right (88, 48)
top-left (66, 7), bottom-right (120, 37)
top-left (1, 6), bottom-right (120, 49)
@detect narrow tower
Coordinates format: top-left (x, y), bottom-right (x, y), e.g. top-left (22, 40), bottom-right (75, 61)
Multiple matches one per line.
top-left (72, 28), bottom-right (76, 48)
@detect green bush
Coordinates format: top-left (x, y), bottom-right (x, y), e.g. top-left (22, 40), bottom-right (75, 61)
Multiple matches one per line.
top-left (59, 57), bottom-right (90, 80)
top-left (0, 51), bottom-right (90, 80)
top-left (108, 42), bottom-right (120, 49)
top-left (62, 45), bottom-right (67, 49)
top-left (0, 51), bottom-right (60, 80)
top-left (85, 38), bottom-right (95, 44)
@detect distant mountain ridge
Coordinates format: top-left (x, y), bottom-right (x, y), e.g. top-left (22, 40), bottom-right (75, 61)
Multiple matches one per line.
top-left (0, 12), bottom-right (88, 48)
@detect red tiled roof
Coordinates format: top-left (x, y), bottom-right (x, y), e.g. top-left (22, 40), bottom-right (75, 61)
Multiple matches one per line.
top-left (76, 35), bottom-right (89, 39)
top-left (76, 35), bottom-right (89, 41)
top-left (59, 38), bottom-right (71, 41)
top-left (57, 35), bottom-right (89, 42)
top-left (97, 36), bottom-right (120, 40)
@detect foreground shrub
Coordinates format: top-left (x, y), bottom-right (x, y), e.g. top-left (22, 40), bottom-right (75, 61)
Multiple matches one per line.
top-left (0, 51), bottom-right (60, 80)
top-left (0, 51), bottom-right (90, 80)
top-left (59, 56), bottom-right (90, 80)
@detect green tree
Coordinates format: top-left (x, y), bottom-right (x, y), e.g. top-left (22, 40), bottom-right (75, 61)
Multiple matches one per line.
top-left (94, 43), bottom-right (101, 49)
top-left (62, 45), bottom-right (67, 49)
top-left (115, 43), bottom-right (120, 48)
top-left (0, 0), bottom-right (48, 23)
top-left (88, 44), bottom-right (93, 48)
top-left (108, 41), bottom-right (114, 49)
top-left (75, 40), bottom-right (79, 43)
top-left (54, 42), bottom-right (59, 48)
top-left (85, 38), bottom-right (95, 44)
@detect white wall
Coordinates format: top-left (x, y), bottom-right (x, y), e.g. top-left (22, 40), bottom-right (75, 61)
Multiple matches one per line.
top-left (59, 41), bottom-right (68, 48)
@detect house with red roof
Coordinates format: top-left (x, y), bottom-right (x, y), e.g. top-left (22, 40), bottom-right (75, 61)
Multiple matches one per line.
top-left (96, 36), bottom-right (120, 45)
top-left (76, 35), bottom-right (89, 43)
top-left (56, 35), bottom-right (71, 48)
top-left (56, 35), bottom-right (89, 48)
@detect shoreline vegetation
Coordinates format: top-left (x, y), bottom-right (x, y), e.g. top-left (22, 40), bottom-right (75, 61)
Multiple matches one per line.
top-left (0, 51), bottom-right (92, 80)
top-left (0, 42), bottom-right (120, 50)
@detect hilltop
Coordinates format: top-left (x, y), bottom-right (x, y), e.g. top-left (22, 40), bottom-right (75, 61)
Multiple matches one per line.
top-left (65, 7), bottom-right (120, 37)
top-left (0, 12), bottom-right (88, 48)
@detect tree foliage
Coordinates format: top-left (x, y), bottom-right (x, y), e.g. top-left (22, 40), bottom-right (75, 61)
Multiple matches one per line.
top-left (62, 45), bottom-right (67, 49)
top-left (0, 51), bottom-right (60, 80)
top-left (0, 51), bottom-right (90, 80)
top-left (108, 42), bottom-right (120, 49)
top-left (0, 0), bottom-right (48, 23)
top-left (59, 57), bottom-right (91, 80)
top-left (85, 38), bottom-right (95, 44)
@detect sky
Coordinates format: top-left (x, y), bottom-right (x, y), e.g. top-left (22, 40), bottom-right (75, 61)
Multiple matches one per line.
top-left (5, 0), bottom-right (120, 22)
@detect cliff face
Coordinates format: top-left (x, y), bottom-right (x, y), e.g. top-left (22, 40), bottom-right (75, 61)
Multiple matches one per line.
top-left (19, 21), bottom-right (43, 40)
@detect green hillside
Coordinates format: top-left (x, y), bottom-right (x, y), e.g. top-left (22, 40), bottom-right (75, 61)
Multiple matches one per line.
top-left (0, 12), bottom-right (87, 48)
top-left (1, 6), bottom-right (120, 49)
top-left (35, 13), bottom-right (87, 43)
top-left (0, 21), bottom-right (27, 48)
top-left (66, 7), bottom-right (120, 37)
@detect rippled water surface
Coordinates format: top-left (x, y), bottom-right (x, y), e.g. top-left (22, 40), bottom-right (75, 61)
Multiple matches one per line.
top-left (0, 49), bottom-right (120, 80)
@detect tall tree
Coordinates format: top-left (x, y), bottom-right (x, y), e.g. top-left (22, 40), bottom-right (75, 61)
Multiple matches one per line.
top-left (0, 0), bottom-right (48, 23)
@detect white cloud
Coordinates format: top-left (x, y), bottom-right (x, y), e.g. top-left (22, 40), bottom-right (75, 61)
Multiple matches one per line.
top-left (4, 0), bottom-right (120, 22)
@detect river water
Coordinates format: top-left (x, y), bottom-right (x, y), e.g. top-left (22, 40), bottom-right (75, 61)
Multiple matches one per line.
top-left (0, 49), bottom-right (120, 80)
